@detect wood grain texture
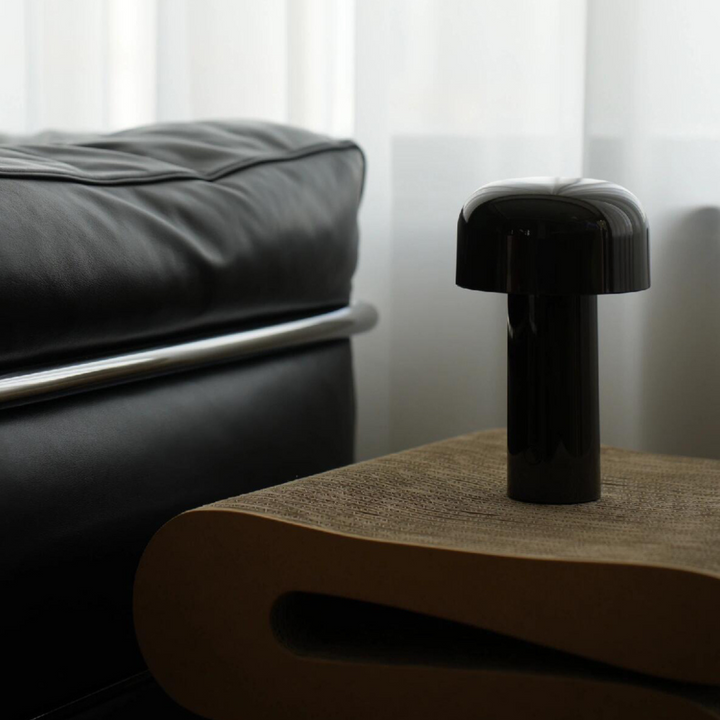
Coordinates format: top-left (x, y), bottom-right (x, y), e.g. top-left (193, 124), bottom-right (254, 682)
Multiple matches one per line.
top-left (135, 430), bottom-right (720, 719)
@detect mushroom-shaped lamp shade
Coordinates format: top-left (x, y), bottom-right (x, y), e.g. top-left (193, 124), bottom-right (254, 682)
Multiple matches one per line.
top-left (457, 178), bottom-right (650, 504)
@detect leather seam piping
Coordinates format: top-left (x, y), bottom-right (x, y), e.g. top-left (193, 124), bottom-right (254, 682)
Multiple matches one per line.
top-left (0, 140), bottom-right (362, 187)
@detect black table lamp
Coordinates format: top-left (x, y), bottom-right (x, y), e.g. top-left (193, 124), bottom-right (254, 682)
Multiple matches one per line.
top-left (457, 178), bottom-right (650, 504)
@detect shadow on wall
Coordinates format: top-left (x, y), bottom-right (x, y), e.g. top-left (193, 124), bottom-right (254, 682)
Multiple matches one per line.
top-left (641, 207), bottom-right (720, 459)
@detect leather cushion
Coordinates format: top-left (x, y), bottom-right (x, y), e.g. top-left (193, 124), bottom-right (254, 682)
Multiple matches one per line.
top-left (0, 121), bottom-right (364, 370)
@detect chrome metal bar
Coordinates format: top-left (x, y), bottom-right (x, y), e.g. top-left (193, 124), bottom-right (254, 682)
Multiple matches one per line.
top-left (0, 302), bottom-right (378, 410)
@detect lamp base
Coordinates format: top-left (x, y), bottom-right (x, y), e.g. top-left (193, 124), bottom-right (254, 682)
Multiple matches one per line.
top-left (507, 294), bottom-right (600, 504)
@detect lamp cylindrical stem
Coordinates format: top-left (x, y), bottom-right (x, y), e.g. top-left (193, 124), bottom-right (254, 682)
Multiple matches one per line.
top-left (507, 294), bottom-right (600, 504)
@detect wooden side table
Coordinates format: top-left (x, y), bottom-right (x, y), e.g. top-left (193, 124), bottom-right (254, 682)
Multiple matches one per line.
top-left (135, 430), bottom-right (720, 719)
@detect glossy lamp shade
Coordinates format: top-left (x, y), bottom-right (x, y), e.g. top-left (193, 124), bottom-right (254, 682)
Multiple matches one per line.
top-left (457, 177), bottom-right (650, 504)
top-left (457, 177), bottom-right (649, 296)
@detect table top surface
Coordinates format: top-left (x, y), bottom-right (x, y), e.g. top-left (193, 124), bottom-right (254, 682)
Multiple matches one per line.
top-left (211, 429), bottom-right (720, 577)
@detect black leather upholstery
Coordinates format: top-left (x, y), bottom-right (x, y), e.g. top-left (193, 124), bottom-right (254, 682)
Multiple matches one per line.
top-left (0, 121), bottom-right (364, 371)
top-left (1, 120), bottom-right (365, 719)
top-left (6, 340), bottom-right (355, 720)
top-left (21, 672), bottom-right (198, 720)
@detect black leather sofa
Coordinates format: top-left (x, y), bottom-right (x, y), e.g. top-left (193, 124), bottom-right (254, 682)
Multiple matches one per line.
top-left (1, 120), bottom-right (368, 719)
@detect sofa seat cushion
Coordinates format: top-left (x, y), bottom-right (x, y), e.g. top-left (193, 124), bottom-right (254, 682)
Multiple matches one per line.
top-left (0, 120), bottom-right (364, 370)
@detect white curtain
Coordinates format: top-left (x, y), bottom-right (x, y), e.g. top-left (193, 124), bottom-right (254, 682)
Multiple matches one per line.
top-left (2, 0), bottom-right (719, 461)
